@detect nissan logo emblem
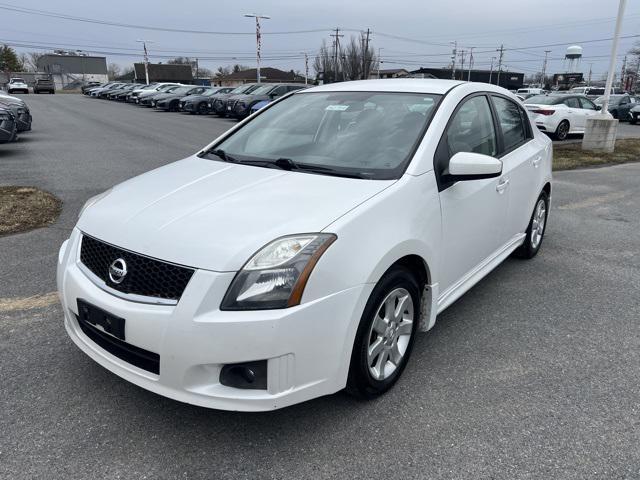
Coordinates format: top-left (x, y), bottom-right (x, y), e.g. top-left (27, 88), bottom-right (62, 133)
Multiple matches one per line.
top-left (108, 258), bottom-right (127, 284)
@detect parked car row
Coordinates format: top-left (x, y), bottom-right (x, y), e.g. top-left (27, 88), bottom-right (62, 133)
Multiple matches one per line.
top-left (522, 92), bottom-right (640, 140)
top-left (0, 89), bottom-right (33, 143)
top-left (5, 77), bottom-right (55, 94)
top-left (83, 81), bottom-right (307, 119)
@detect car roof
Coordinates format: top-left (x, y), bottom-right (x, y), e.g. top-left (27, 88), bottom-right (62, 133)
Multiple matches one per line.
top-left (306, 79), bottom-right (466, 95)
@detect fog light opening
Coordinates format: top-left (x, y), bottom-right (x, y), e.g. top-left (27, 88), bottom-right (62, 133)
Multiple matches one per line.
top-left (220, 360), bottom-right (267, 390)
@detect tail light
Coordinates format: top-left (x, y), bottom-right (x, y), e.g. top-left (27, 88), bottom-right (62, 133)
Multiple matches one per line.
top-left (533, 109), bottom-right (555, 116)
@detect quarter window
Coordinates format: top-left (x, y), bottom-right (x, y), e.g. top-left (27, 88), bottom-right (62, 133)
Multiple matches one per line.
top-left (579, 97), bottom-right (596, 110)
top-left (492, 96), bottom-right (527, 152)
top-left (563, 97), bottom-right (580, 108)
top-left (443, 95), bottom-right (497, 159)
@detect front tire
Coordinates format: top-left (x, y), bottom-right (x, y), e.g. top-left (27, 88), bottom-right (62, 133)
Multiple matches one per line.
top-left (346, 265), bottom-right (420, 399)
top-left (514, 191), bottom-right (549, 259)
top-left (554, 120), bottom-right (569, 140)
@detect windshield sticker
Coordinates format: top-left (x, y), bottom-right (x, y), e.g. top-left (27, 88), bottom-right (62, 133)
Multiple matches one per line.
top-left (326, 105), bottom-right (350, 111)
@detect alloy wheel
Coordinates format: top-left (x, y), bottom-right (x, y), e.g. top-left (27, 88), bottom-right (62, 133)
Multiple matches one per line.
top-left (530, 199), bottom-right (547, 249)
top-left (557, 121), bottom-right (569, 140)
top-left (366, 288), bottom-right (414, 381)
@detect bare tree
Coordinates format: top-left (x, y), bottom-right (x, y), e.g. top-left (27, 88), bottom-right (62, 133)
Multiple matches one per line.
top-left (313, 35), bottom-right (377, 83)
top-left (21, 52), bottom-right (42, 72)
top-left (107, 63), bottom-right (121, 80)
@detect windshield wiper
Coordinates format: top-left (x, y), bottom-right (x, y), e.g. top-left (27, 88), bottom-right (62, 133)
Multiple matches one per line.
top-left (208, 149), bottom-right (238, 163)
top-left (205, 152), bottom-right (368, 179)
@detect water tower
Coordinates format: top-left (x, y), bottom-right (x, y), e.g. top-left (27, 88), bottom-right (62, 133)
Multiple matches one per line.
top-left (565, 45), bottom-right (583, 72)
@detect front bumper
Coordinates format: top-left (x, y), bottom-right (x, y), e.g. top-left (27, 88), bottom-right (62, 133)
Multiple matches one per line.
top-left (16, 111), bottom-right (31, 132)
top-left (57, 229), bottom-right (370, 411)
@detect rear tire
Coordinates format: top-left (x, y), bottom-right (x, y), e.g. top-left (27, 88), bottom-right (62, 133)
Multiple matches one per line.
top-left (554, 120), bottom-right (569, 141)
top-left (514, 191), bottom-right (549, 259)
top-left (197, 103), bottom-right (208, 114)
top-left (346, 265), bottom-right (420, 399)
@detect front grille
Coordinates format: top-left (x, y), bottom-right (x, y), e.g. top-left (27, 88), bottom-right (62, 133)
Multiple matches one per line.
top-left (76, 313), bottom-right (160, 374)
top-left (80, 234), bottom-right (195, 302)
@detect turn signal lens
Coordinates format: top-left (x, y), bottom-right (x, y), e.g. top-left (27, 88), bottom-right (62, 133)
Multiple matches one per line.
top-left (533, 109), bottom-right (555, 116)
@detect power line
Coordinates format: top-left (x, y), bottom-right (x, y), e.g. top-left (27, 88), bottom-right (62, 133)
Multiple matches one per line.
top-left (0, 3), bottom-right (338, 36)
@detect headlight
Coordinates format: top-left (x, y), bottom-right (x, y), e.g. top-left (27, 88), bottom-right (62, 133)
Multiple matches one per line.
top-left (221, 233), bottom-right (336, 310)
top-left (78, 188), bottom-right (112, 219)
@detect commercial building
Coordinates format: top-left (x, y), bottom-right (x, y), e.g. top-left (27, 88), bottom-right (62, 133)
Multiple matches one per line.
top-left (215, 67), bottom-right (305, 87)
top-left (37, 53), bottom-right (108, 88)
top-left (410, 67), bottom-right (525, 90)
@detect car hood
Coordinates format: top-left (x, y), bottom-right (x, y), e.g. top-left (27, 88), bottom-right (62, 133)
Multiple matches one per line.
top-left (78, 155), bottom-right (394, 272)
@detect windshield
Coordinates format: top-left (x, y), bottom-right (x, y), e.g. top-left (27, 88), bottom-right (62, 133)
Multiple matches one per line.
top-left (595, 95), bottom-right (622, 105)
top-left (203, 89), bottom-right (219, 96)
top-left (525, 95), bottom-right (561, 105)
top-left (230, 85), bottom-right (253, 94)
top-left (250, 85), bottom-right (275, 95)
top-left (170, 87), bottom-right (191, 95)
top-left (209, 91), bottom-right (441, 180)
top-left (10, 78), bottom-right (25, 83)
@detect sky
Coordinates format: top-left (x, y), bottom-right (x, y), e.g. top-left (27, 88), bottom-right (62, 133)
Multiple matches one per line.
top-left (1, 0), bottom-right (640, 81)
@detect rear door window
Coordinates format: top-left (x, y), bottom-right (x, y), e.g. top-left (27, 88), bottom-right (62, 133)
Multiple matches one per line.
top-left (492, 96), bottom-right (529, 153)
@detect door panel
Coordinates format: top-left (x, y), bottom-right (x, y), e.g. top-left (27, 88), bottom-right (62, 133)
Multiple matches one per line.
top-left (435, 95), bottom-right (508, 292)
top-left (439, 177), bottom-right (509, 291)
top-left (492, 95), bottom-right (543, 239)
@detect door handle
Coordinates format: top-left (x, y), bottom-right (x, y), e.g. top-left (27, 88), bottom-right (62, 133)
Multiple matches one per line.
top-left (532, 156), bottom-right (542, 168)
top-left (496, 178), bottom-right (509, 194)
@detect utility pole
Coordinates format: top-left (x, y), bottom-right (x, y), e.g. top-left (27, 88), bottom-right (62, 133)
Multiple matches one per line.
top-left (451, 41), bottom-right (457, 80)
top-left (300, 52), bottom-right (309, 85)
top-left (621, 54), bottom-right (627, 90)
top-left (136, 39), bottom-right (153, 85)
top-left (587, 63), bottom-right (593, 86)
top-left (467, 47), bottom-right (474, 82)
top-left (330, 28), bottom-right (344, 83)
top-left (459, 49), bottom-right (466, 81)
top-left (634, 55), bottom-right (640, 92)
top-left (377, 47), bottom-right (383, 78)
top-left (541, 50), bottom-right (551, 87)
top-left (361, 28), bottom-right (371, 79)
top-left (489, 56), bottom-right (495, 84)
top-left (244, 13), bottom-right (270, 83)
top-left (496, 44), bottom-right (505, 87)
top-left (195, 58), bottom-right (199, 81)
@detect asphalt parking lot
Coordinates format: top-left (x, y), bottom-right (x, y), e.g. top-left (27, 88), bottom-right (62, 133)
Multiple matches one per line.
top-left (1, 94), bottom-right (640, 479)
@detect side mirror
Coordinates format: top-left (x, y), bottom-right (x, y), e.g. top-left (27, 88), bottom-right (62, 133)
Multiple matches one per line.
top-left (595, 105), bottom-right (602, 111)
top-left (445, 151), bottom-right (502, 182)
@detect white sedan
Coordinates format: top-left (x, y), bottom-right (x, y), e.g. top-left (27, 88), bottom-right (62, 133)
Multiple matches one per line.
top-left (57, 79), bottom-right (552, 411)
top-left (524, 94), bottom-right (600, 140)
top-left (7, 77), bottom-right (29, 94)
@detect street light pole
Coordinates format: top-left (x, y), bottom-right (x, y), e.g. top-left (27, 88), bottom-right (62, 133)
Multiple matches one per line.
top-left (136, 39), bottom-right (152, 85)
top-left (244, 13), bottom-right (270, 84)
top-left (601, 0), bottom-right (627, 115)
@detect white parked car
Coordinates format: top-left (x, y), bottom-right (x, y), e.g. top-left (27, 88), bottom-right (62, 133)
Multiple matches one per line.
top-left (516, 87), bottom-right (546, 96)
top-left (524, 94), bottom-right (600, 140)
top-left (57, 79), bottom-right (552, 411)
top-left (133, 83), bottom-right (181, 103)
top-left (7, 77), bottom-right (29, 94)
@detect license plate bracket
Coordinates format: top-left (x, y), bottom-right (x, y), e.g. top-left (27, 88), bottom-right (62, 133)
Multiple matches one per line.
top-left (77, 299), bottom-right (126, 341)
